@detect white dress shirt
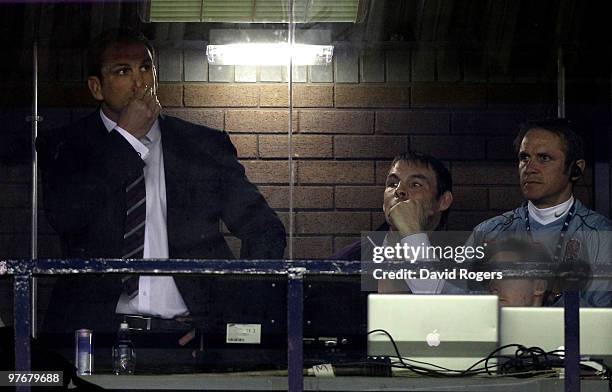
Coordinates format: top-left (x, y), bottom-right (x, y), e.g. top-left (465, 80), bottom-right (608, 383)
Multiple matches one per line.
top-left (382, 232), bottom-right (445, 294)
top-left (99, 110), bottom-right (189, 319)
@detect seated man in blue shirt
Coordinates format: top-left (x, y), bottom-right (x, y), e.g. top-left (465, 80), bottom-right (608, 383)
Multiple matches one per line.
top-left (469, 119), bottom-right (611, 307)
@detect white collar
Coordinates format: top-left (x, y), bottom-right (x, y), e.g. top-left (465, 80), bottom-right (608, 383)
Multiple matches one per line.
top-left (527, 196), bottom-right (574, 225)
top-left (99, 108), bottom-right (160, 144)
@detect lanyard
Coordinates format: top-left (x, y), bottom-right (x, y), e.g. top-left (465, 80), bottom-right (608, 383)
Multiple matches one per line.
top-left (523, 200), bottom-right (576, 261)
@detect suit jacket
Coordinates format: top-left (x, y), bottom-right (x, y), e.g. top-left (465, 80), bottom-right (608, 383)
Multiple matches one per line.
top-left (36, 111), bottom-right (286, 331)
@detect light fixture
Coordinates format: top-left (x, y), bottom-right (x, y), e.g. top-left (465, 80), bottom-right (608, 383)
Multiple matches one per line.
top-left (206, 43), bottom-right (334, 66)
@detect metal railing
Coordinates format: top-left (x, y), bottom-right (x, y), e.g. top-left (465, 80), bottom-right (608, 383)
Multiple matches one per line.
top-left (2, 259), bottom-right (611, 392)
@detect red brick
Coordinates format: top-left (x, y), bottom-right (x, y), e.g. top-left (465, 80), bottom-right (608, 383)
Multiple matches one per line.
top-left (162, 108), bottom-right (224, 129)
top-left (296, 212), bottom-right (371, 234)
top-left (298, 161), bottom-right (374, 184)
top-left (447, 211), bottom-right (498, 231)
top-left (376, 111), bottom-right (449, 134)
top-left (259, 135), bottom-right (332, 158)
top-left (259, 186), bottom-right (333, 209)
top-left (258, 85), bottom-right (288, 107)
top-left (221, 212), bottom-right (292, 235)
top-left (259, 85), bottom-right (333, 107)
top-left (411, 84), bottom-right (486, 108)
top-left (375, 159), bottom-right (451, 184)
top-left (451, 186), bottom-right (489, 210)
top-left (452, 163), bottom-right (517, 185)
top-left (486, 137), bottom-right (515, 160)
top-left (184, 84), bottom-right (258, 107)
top-left (371, 212), bottom-right (386, 228)
top-left (333, 236), bottom-right (360, 254)
top-left (157, 84), bottom-right (183, 107)
top-left (335, 186), bottom-right (385, 209)
top-left (240, 160), bottom-right (291, 184)
top-left (411, 136), bottom-right (485, 160)
top-left (335, 85), bottom-right (410, 108)
top-left (291, 237), bottom-right (333, 259)
top-left (489, 186), bottom-right (523, 210)
top-left (334, 136), bottom-right (407, 158)
top-left (293, 85), bottom-right (333, 108)
top-left (375, 161), bottom-right (393, 184)
top-left (299, 110), bottom-right (374, 134)
top-left (225, 110), bottom-right (295, 133)
top-left (488, 83), bottom-right (555, 106)
top-left (277, 212), bottom-right (292, 232)
top-left (228, 135), bottom-right (258, 158)
top-left (451, 111), bottom-right (532, 135)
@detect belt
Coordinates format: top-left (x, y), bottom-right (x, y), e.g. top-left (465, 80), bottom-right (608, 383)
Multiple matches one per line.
top-left (123, 315), bottom-right (193, 333)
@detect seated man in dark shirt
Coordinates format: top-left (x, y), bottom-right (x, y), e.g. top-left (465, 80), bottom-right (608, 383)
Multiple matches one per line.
top-left (333, 151), bottom-right (453, 293)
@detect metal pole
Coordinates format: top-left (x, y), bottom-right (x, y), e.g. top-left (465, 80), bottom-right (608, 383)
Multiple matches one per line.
top-left (557, 46), bottom-right (565, 119)
top-left (559, 45), bottom-right (581, 392)
top-left (29, 41), bottom-right (40, 338)
top-left (287, 0), bottom-right (295, 260)
top-left (564, 289), bottom-right (580, 392)
top-left (287, 267), bottom-right (304, 392)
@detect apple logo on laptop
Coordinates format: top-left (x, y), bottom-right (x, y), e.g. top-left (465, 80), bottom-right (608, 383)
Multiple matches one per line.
top-left (426, 330), bottom-right (441, 347)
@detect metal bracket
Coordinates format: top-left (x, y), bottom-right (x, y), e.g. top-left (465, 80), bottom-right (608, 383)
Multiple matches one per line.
top-left (25, 115), bottom-right (43, 123)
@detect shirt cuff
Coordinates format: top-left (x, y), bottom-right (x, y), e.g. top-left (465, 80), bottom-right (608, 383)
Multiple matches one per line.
top-left (399, 232), bottom-right (445, 294)
top-left (400, 232), bottom-right (431, 248)
top-left (113, 126), bottom-right (150, 160)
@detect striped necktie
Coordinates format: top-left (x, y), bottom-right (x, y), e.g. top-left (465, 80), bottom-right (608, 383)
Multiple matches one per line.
top-left (122, 135), bottom-right (150, 259)
top-left (121, 136), bottom-right (150, 298)
top-left (122, 171), bottom-right (146, 258)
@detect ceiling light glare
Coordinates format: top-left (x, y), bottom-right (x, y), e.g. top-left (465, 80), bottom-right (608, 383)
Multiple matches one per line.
top-left (206, 44), bottom-right (334, 66)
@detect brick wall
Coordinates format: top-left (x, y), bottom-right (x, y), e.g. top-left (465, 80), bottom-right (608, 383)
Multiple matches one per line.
top-left (0, 45), bottom-right (596, 263)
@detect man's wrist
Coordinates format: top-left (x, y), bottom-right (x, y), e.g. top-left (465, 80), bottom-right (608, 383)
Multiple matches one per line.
top-left (397, 224), bottom-right (423, 238)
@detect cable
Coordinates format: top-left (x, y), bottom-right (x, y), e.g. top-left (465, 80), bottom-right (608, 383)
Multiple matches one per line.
top-left (367, 328), bottom-right (612, 384)
top-left (368, 329), bottom-right (500, 377)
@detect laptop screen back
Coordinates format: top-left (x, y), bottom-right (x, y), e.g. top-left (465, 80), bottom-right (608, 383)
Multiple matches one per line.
top-left (368, 295), bottom-right (498, 372)
top-left (500, 307), bottom-right (612, 366)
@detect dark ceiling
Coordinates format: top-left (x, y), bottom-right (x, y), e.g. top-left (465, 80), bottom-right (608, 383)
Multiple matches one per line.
top-left (0, 0), bottom-right (610, 81)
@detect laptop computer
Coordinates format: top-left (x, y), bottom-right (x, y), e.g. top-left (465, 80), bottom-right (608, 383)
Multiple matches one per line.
top-left (500, 307), bottom-right (612, 367)
top-left (368, 295), bottom-right (499, 372)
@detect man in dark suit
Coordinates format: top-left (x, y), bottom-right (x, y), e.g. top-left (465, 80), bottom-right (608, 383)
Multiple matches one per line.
top-left (36, 29), bottom-right (286, 367)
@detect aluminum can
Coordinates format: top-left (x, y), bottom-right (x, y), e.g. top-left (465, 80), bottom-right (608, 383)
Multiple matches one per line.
top-left (75, 329), bottom-right (93, 375)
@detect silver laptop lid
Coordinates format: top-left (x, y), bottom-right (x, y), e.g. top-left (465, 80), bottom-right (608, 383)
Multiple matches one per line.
top-left (500, 307), bottom-right (612, 362)
top-left (368, 295), bottom-right (498, 370)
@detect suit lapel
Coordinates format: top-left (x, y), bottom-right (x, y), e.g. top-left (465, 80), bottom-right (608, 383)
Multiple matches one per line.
top-left (83, 110), bottom-right (115, 150)
top-left (159, 116), bottom-right (183, 256)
